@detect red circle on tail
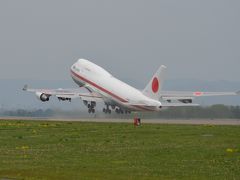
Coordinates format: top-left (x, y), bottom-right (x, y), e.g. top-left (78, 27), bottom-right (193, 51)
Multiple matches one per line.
top-left (152, 77), bottom-right (159, 93)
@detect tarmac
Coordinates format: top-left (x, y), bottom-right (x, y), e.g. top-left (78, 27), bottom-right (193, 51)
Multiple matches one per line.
top-left (0, 117), bottom-right (240, 125)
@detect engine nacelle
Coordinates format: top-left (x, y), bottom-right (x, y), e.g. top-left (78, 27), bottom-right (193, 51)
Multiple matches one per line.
top-left (179, 99), bottom-right (192, 104)
top-left (58, 97), bottom-right (71, 102)
top-left (35, 92), bottom-right (50, 102)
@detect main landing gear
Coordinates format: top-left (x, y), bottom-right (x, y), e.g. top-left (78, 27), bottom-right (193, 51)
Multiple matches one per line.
top-left (103, 104), bottom-right (111, 114)
top-left (84, 100), bottom-right (96, 114)
top-left (102, 104), bottom-right (131, 114)
top-left (88, 108), bottom-right (95, 114)
top-left (115, 108), bottom-right (131, 114)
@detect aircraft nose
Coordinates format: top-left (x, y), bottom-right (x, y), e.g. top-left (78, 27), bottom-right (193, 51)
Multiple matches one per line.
top-left (70, 64), bottom-right (75, 71)
top-left (70, 62), bottom-right (78, 72)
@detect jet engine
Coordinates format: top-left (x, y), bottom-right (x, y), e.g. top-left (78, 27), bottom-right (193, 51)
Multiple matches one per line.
top-left (35, 92), bottom-right (50, 102)
top-left (178, 99), bottom-right (192, 104)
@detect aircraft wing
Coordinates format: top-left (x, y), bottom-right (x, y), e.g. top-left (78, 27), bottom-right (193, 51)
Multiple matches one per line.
top-left (161, 103), bottom-right (199, 107)
top-left (160, 91), bottom-right (240, 100)
top-left (130, 103), bottom-right (199, 109)
top-left (22, 85), bottom-right (103, 102)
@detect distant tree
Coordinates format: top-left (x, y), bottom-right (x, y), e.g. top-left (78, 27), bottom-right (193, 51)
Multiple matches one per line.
top-left (1, 105), bottom-right (240, 119)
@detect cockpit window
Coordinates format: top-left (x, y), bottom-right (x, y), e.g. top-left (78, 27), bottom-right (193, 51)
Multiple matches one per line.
top-left (73, 65), bottom-right (80, 72)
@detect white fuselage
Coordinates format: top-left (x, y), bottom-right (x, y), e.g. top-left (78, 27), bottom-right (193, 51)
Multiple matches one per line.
top-left (70, 59), bottom-right (161, 112)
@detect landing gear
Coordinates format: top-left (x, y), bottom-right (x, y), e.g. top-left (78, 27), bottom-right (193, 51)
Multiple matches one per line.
top-left (84, 100), bottom-right (96, 114)
top-left (103, 108), bottom-right (111, 114)
top-left (58, 97), bottom-right (71, 102)
top-left (115, 108), bottom-right (131, 114)
top-left (115, 108), bottom-right (121, 114)
top-left (103, 104), bottom-right (111, 114)
top-left (89, 107), bottom-right (95, 113)
top-left (88, 108), bottom-right (95, 114)
top-left (102, 103), bottom-right (131, 115)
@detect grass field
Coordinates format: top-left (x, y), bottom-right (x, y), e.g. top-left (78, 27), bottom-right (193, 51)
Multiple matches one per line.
top-left (0, 120), bottom-right (239, 180)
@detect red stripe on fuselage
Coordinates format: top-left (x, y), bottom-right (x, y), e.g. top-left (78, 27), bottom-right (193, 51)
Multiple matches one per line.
top-left (71, 70), bottom-right (128, 103)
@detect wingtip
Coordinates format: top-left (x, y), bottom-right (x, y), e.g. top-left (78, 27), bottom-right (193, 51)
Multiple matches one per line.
top-left (161, 65), bottom-right (167, 69)
top-left (237, 90), bottom-right (240, 95)
top-left (22, 84), bottom-right (28, 91)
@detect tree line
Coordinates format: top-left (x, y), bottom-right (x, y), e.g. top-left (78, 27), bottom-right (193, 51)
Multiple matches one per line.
top-left (0, 105), bottom-right (240, 119)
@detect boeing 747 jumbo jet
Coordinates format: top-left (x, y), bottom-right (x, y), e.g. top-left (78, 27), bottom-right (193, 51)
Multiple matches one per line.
top-left (23, 59), bottom-right (239, 120)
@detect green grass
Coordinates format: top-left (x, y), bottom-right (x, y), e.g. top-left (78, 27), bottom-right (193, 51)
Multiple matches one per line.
top-left (0, 120), bottom-right (239, 180)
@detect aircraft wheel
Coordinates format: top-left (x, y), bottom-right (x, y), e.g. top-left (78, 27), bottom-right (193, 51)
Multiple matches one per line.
top-left (92, 109), bottom-right (95, 113)
top-left (88, 109), bottom-right (91, 113)
top-left (91, 101), bottom-right (96, 107)
top-left (108, 109), bottom-right (111, 114)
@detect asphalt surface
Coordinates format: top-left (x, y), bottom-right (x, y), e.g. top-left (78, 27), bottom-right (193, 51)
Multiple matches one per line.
top-left (0, 117), bottom-right (240, 125)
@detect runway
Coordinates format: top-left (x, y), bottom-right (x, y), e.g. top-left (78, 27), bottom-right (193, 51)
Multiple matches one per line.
top-left (0, 117), bottom-right (240, 125)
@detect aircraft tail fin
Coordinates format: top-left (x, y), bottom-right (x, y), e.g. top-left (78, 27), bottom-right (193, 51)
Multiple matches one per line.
top-left (142, 65), bottom-right (167, 100)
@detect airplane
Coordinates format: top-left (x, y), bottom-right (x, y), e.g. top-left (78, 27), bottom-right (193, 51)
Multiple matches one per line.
top-left (23, 59), bottom-right (240, 120)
